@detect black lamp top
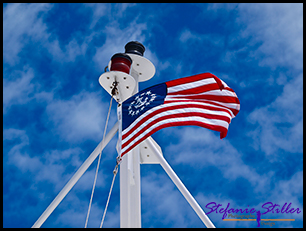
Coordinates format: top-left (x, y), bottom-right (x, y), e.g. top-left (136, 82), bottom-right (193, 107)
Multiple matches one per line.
top-left (125, 41), bottom-right (145, 56)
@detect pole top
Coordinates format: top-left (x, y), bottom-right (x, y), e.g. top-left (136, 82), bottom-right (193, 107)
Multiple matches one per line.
top-left (111, 53), bottom-right (133, 63)
top-left (110, 53), bottom-right (133, 74)
top-left (125, 41), bottom-right (145, 56)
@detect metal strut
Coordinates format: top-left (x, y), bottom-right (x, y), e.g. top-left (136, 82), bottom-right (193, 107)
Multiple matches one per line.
top-left (32, 122), bottom-right (119, 228)
top-left (146, 139), bottom-right (215, 228)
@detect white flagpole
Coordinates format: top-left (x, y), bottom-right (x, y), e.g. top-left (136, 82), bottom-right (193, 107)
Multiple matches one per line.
top-left (146, 139), bottom-right (216, 228)
top-left (32, 122), bottom-right (118, 228)
top-left (98, 41), bottom-right (155, 228)
top-left (119, 71), bottom-right (142, 228)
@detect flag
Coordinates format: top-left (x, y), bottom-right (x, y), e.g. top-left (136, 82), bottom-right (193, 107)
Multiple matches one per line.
top-left (119, 73), bottom-right (240, 157)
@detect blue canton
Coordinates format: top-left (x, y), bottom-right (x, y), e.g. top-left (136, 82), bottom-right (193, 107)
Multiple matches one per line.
top-left (122, 83), bottom-right (167, 130)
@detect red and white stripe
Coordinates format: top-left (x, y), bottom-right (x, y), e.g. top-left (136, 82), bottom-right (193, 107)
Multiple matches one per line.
top-left (121, 73), bottom-right (240, 157)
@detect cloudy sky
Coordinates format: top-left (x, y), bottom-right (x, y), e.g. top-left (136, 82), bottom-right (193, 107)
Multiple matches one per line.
top-left (3, 3), bottom-right (303, 228)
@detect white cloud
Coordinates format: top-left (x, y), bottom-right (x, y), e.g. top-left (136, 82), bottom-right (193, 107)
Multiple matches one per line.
top-left (83, 3), bottom-right (161, 79)
top-left (163, 127), bottom-right (265, 186)
top-left (85, 3), bottom-right (137, 30)
top-left (248, 73), bottom-right (303, 157)
top-left (176, 28), bottom-right (226, 77)
top-left (3, 65), bottom-right (54, 113)
top-left (235, 4), bottom-right (304, 159)
top-left (93, 20), bottom-right (147, 72)
top-left (45, 91), bottom-right (112, 143)
top-left (3, 3), bottom-right (93, 66)
top-left (218, 3), bottom-right (303, 73)
top-left (179, 28), bottom-right (224, 48)
top-left (208, 3), bottom-right (302, 90)
top-left (85, 3), bottom-right (108, 29)
top-left (3, 3), bottom-right (52, 65)
top-left (4, 128), bottom-right (68, 186)
top-left (142, 171), bottom-right (204, 227)
top-left (179, 29), bottom-right (200, 43)
top-left (205, 4), bottom-right (303, 159)
top-left (236, 3), bottom-right (303, 71)
top-left (268, 171), bottom-right (303, 219)
top-left (46, 36), bottom-right (91, 63)
top-left (3, 124), bottom-right (113, 228)
top-left (3, 66), bottom-right (35, 112)
top-left (51, 189), bottom-right (119, 228)
top-left (3, 129), bottom-right (37, 172)
top-left (3, 127), bottom-right (108, 194)
top-left (3, 3), bottom-right (303, 228)
top-left (207, 3), bottom-right (239, 11)
top-left (3, 128), bottom-right (29, 143)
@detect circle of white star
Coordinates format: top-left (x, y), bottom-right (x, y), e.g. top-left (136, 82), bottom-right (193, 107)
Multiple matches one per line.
top-left (128, 91), bottom-right (157, 116)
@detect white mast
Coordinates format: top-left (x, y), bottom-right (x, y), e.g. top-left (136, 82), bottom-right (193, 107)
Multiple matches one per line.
top-left (119, 44), bottom-right (155, 228)
top-left (120, 47), bottom-right (159, 227)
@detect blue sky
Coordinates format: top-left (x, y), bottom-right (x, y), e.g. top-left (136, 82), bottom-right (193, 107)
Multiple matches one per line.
top-left (3, 3), bottom-right (303, 228)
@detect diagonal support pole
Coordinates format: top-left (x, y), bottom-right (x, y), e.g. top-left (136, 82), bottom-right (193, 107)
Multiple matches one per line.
top-left (146, 138), bottom-right (216, 228)
top-left (32, 122), bottom-right (119, 228)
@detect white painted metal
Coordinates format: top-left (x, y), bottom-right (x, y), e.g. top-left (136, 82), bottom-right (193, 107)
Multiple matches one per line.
top-left (117, 105), bottom-right (142, 227)
top-left (116, 137), bottom-right (162, 164)
top-left (116, 50), bottom-right (162, 227)
top-left (119, 146), bottom-right (142, 227)
top-left (107, 54), bottom-right (155, 82)
top-left (117, 65), bottom-right (142, 227)
top-left (146, 138), bottom-right (216, 228)
top-left (32, 122), bottom-right (119, 228)
top-left (99, 71), bottom-right (136, 103)
top-left (128, 54), bottom-right (156, 82)
top-left (139, 136), bottom-right (163, 164)
top-left (33, 44), bottom-right (213, 228)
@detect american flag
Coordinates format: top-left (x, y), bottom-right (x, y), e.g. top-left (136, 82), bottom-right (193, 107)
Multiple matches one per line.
top-left (119, 73), bottom-right (240, 157)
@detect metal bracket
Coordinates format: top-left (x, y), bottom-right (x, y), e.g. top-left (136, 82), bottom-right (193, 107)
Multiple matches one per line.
top-left (116, 136), bottom-right (163, 164)
top-left (139, 136), bottom-right (163, 164)
top-left (99, 71), bottom-right (136, 103)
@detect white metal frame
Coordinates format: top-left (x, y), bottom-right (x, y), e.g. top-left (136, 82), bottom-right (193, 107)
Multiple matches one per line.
top-left (117, 61), bottom-right (142, 228)
top-left (32, 44), bottom-right (215, 228)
